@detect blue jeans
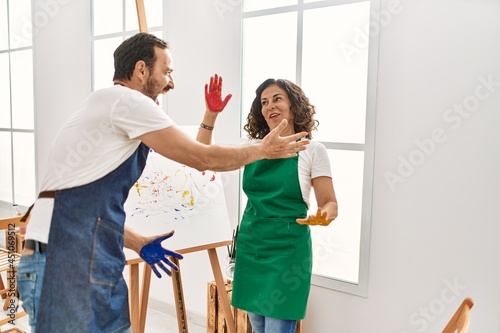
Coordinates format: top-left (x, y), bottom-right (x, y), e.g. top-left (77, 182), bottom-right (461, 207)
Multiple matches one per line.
top-left (247, 312), bottom-right (297, 333)
top-left (17, 245), bottom-right (46, 333)
top-left (17, 247), bottom-right (132, 333)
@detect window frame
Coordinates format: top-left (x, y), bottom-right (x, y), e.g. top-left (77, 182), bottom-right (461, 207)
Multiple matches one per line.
top-left (0, 0), bottom-right (36, 209)
top-left (90, 0), bottom-right (165, 93)
top-left (239, 0), bottom-right (380, 297)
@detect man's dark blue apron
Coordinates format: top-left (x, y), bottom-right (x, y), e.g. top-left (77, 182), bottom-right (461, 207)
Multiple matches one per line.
top-left (36, 143), bottom-right (149, 332)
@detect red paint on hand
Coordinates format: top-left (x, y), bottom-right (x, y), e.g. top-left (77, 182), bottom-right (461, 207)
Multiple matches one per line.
top-left (205, 73), bottom-right (232, 112)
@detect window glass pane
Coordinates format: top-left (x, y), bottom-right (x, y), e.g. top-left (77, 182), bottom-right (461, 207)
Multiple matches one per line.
top-left (0, 0), bottom-right (8, 51)
top-left (8, 0), bottom-right (32, 49)
top-left (93, 37), bottom-right (123, 90)
top-left (0, 132), bottom-right (12, 203)
top-left (0, 53), bottom-right (10, 128)
top-left (125, 0), bottom-right (163, 31)
top-left (10, 49), bottom-right (33, 129)
top-left (243, 0), bottom-right (297, 12)
top-left (310, 149), bottom-right (364, 284)
top-left (302, 2), bottom-right (370, 144)
top-left (13, 132), bottom-right (35, 205)
top-left (93, 0), bottom-right (123, 36)
top-left (241, 13), bottom-right (297, 127)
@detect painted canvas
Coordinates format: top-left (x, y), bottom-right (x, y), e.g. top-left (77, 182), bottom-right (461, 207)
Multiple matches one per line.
top-left (124, 126), bottom-right (232, 251)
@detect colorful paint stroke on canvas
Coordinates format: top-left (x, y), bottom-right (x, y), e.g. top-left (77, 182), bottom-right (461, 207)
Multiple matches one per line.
top-left (130, 149), bottom-right (219, 220)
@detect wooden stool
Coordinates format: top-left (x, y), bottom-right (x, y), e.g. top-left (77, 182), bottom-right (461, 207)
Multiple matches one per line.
top-left (207, 280), bottom-right (302, 333)
top-left (0, 249), bottom-right (21, 310)
top-left (1, 328), bottom-right (25, 333)
top-left (0, 217), bottom-right (27, 332)
top-left (0, 230), bottom-right (24, 301)
top-left (0, 249), bottom-right (26, 332)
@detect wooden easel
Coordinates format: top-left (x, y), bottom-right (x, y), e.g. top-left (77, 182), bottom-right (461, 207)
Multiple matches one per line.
top-left (128, 2), bottom-right (236, 332)
top-left (135, 0), bottom-right (148, 33)
top-left (126, 240), bottom-right (235, 333)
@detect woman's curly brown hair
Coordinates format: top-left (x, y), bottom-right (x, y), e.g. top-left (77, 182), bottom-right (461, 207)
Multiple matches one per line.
top-left (243, 79), bottom-right (318, 139)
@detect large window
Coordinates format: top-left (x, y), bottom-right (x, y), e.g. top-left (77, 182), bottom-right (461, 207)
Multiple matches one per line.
top-left (240, 0), bottom-right (379, 295)
top-left (0, 0), bottom-right (36, 208)
top-left (91, 0), bottom-right (164, 91)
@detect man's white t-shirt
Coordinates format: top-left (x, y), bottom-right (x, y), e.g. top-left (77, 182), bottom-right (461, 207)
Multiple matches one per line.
top-left (26, 85), bottom-right (175, 244)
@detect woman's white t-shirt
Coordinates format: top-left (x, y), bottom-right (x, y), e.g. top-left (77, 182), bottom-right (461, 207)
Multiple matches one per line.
top-left (26, 85), bottom-right (174, 244)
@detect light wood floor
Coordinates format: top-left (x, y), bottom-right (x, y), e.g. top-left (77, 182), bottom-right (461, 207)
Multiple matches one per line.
top-left (1, 302), bottom-right (206, 333)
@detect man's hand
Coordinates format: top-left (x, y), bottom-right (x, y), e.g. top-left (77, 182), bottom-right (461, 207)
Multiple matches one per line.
top-left (205, 74), bottom-right (232, 112)
top-left (259, 119), bottom-right (309, 159)
top-left (139, 231), bottom-right (184, 278)
top-left (296, 208), bottom-right (334, 226)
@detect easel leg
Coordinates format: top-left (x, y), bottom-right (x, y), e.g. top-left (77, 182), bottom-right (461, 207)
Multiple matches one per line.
top-left (171, 257), bottom-right (189, 333)
top-left (134, 0), bottom-right (148, 32)
top-left (207, 248), bottom-right (236, 333)
top-left (139, 264), bottom-right (152, 333)
top-left (129, 263), bottom-right (140, 333)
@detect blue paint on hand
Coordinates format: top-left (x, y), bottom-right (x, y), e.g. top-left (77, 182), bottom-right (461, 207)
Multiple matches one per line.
top-left (139, 232), bottom-right (184, 278)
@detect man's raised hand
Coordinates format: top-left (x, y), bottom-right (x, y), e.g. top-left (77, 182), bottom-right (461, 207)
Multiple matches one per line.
top-left (259, 119), bottom-right (309, 159)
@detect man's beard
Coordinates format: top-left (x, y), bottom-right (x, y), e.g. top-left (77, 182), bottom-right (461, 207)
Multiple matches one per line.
top-left (143, 77), bottom-right (161, 100)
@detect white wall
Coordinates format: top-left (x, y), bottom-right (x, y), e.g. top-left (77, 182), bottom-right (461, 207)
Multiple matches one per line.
top-left (33, 0), bottom-right (91, 182)
top-left (164, 0), bottom-right (242, 228)
top-left (32, 0), bottom-right (500, 331)
top-left (145, 0), bottom-right (243, 320)
top-left (163, 0), bottom-right (500, 332)
top-left (303, 0), bottom-right (499, 332)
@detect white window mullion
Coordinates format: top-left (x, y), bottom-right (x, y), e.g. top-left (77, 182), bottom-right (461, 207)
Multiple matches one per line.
top-left (295, 6), bottom-right (304, 85)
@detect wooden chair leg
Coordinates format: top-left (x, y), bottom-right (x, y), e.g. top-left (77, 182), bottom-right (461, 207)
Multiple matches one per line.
top-left (0, 276), bottom-right (6, 300)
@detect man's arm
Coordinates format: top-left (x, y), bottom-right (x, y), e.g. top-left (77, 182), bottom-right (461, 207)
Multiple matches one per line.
top-left (123, 226), bottom-right (150, 254)
top-left (138, 119), bottom-right (308, 172)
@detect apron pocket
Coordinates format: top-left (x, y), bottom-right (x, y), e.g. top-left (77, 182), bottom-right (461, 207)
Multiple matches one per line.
top-left (239, 216), bottom-right (291, 258)
top-left (90, 217), bottom-right (125, 287)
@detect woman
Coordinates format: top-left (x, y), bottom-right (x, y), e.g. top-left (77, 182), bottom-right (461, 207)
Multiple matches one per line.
top-left (199, 76), bottom-right (336, 332)
top-left (231, 78), bottom-right (338, 333)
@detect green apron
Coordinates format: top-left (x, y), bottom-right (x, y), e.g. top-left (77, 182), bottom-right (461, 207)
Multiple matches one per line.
top-left (231, 155), bottom-right (312, 320)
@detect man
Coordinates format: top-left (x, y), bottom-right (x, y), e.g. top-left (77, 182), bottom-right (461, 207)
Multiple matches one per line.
top-left (17, 32), bottom-right (308, 333)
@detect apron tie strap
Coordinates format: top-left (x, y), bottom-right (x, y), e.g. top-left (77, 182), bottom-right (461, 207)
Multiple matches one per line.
top-left (20, 190), bottom-right (57, 222)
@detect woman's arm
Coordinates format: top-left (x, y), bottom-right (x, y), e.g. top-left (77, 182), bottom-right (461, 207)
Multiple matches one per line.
top-left (312, 176), bottom-right (338, 221)
top-left (297, 176), bottom-right (338, 226)
top-left (196, 110), bottom-right (219, 145)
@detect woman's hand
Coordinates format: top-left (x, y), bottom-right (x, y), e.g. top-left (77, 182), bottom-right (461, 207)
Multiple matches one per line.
top-left (205, 74), bottom-right (232, 112)
top-left (296, 208), bottom-right (335, 226)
